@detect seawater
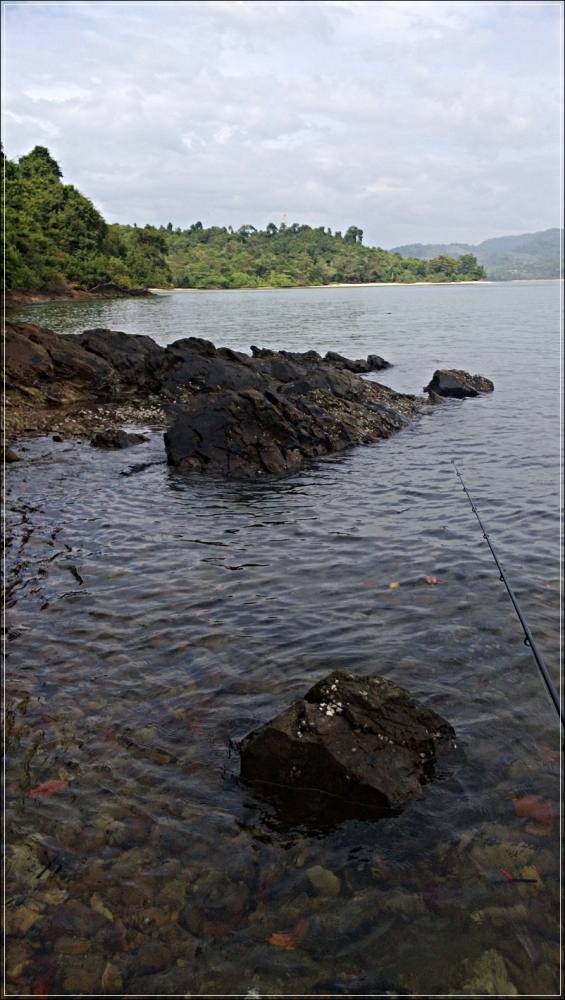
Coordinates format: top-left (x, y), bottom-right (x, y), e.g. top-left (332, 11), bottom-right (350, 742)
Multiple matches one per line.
top-left (5, 281), bottom-right (562, 995)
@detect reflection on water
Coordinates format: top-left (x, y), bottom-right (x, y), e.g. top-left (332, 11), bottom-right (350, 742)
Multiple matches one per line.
top-left (5, 282), bottom-right (561, 995)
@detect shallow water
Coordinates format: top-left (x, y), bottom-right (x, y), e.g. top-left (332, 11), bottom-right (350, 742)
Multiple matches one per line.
top-left (5, 281), bottom-right (562, 996)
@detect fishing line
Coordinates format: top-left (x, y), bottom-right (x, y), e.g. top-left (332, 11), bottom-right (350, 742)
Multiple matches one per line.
top-left (452, 460), bottom-right (563, 728)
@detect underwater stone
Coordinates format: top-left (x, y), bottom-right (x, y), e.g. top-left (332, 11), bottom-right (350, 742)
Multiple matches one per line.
top-left (239, 670), bottom-right (456, 820)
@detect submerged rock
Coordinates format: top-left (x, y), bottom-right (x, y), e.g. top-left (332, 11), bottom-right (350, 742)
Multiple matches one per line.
top-left (239, 670), bottom-right (455, 821)
top-left (424, 369), bottom-right (494, 398)
top-left (462, 949), bottom-right (518, 995)
top-left (90, 429), bottom-right (148, 449)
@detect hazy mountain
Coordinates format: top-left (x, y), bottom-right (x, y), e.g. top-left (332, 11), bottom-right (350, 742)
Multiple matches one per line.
top-left (391, 229), bottom-right (562, 280)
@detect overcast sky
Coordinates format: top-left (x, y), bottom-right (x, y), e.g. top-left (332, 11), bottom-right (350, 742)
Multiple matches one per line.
top-left (3, 1), bottom-right (563, 246)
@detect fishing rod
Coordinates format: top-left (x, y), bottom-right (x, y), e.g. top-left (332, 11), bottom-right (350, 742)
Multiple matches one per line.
top-left (452, 459), bottom-right (563, 728)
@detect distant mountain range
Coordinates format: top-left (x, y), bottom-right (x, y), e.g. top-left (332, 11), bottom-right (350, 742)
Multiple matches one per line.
top-left (391, 229), bottom-right (563, 280)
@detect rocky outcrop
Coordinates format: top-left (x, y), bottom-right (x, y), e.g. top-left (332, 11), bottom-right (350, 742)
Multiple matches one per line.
top-left (5, 321), bottom-right (493, 478)
top-left (250, 345), bottom-right (390, 374)
top-left (239, 671), bottom-right (456, 821)
top-left (424, 369), bottom-right (494, 398)
top-left (164, 379), bottom-right (418, 478)
top-left (5, 322), bottom-right (116, 405)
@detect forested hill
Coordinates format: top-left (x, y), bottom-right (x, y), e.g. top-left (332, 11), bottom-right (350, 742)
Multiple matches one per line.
top-left (391, 229), bottom-right (563, 280)
top-left (3, 145), bottom-right (485, 293)
top-left (3, 146), bottom-right (171, 293)
top-left (135, 221), bottom-right (484, 288)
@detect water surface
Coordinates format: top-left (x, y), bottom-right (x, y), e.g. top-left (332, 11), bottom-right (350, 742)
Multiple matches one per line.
top-left (5, 281), bottom-right (562, 996)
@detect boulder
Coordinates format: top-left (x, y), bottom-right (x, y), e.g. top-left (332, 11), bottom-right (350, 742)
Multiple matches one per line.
top-left (324, 352), bottom-right (391, 373)
top-left (239, 670), bottom-right (456, 820)
top-left (5, 322), bottom-right (115, 395)
top-left (90, 429), bottom-right (148, 449)
top-left (366, 354), bottom-right (392, 371)
top-left (164, 376), bottom-right (417, 479)
top-left (424, 369), bottom-right (494, 398)
top-left (71, 329), bottom-right (164, 391)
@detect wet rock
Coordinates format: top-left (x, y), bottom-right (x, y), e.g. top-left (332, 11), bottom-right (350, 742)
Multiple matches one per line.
top-left (426, 389), bottom-right (446, 405)
top-left (239, 670), bottom-right (456, 821)
top-left (324, 351), bottom-right (390, 373)
top-left (62, 954), bottom-right (106, 994)
top-left (462, 949), bottom-right (518, 995)
top-left (424, 369), bottom-right (494, 398)
top-left (306, 864), bottom-right (341, 897)
top-left (101, 961), bottom-right (123, 993)
top-left (366, 354), bottom-right (391, 371)
top-left (54, 935), bottom-right (91, 955)
top-left (165, 374), bottom-right (419, 479)
top-left (90, 428), bottom-right (148, 449)
top-left (5, 904), bottom-right (42, 936)
top-left (134, 938), bottom-right (173, 974)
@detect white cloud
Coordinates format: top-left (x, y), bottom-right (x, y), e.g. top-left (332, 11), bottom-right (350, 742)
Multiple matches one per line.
top-left (2, 0), bottom-right (562, 244)
top-left (24, 83), bottom-right (92, 103)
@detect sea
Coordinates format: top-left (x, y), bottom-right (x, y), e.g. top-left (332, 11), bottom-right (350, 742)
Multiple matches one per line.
top-left (5, 279), bottom-right (562, 996)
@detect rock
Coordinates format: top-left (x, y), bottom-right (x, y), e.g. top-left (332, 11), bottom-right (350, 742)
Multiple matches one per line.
top-left (62, 954), bottom-right (106, 994)
top-left (101, 962), bottom-right (123, 993)
top-left (462, 949), bottom-right (518, 995)
top-left (165, 370), bottom-right (419, 479)
top-left (52, 433), bottom-right (63, 442)
top-left (5, 321), bottom-right (116, 395)
top-left (324, 351), bottom-right (391, 373)
top-left (4, 446), bottom-right (22, 462)
top-left (239, 670), bottom-right (455, 821)
top-left (306, 864), bottom-right (341, 897)
top-left (72, 328), bottom-right (164, 391)
top-left (424, 369), bottom-right (494, 398)
top-left (5, 904), bottom-right (42, 936)
top-left (426, 390), bottom-right (446, 405)
top-left (366, 354), bottom-right (391, 371)
top-left (90, 429), bottom-right (148, 449)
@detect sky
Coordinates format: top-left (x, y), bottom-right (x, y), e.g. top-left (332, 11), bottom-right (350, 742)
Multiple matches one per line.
top-left (2, 0), bottom-right (563, 247)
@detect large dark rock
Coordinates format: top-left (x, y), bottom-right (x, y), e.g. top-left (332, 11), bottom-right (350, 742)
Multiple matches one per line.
top-left (161, 338), bottom-right (266, 396)
top-left (239, 671), bottom-right (456, 819)
top-left (5, 322), bottom-right (115, 395)
top-left (424, 369), bottom-right (494, 398)
top-left (71, 329), bottom-right (164, 391)
top-left (164, 376), bottom-right (418, 478)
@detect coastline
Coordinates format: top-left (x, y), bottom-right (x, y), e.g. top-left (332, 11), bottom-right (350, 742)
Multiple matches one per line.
top-left (149, 279), bottom-right (494, 294)
top-left (4, 284), bottom-right (152, 307)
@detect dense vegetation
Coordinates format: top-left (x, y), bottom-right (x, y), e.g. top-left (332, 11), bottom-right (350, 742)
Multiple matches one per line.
top-left (3, 146), bottom-right (485, 293)
top-left (2, 146), bottom-right (171, 292)
top-left (143, 221), bottom-right (485, 288)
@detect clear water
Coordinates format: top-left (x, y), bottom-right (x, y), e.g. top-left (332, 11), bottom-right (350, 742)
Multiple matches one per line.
top-left (5, 281), bottom-right (562, 996)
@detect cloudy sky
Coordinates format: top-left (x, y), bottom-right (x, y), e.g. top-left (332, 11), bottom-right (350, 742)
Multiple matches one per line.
top-left (3, 1), bottom-right (562, 246)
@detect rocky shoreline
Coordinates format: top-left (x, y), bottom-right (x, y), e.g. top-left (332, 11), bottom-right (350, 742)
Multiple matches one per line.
top-left (5, 283), bottom-right (152, 307)
top-left (5, 321), bottom-right (493, 477)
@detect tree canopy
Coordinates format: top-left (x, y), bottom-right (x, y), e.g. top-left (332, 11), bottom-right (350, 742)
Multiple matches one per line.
top-left (3, 146), bottom-right (486, 293)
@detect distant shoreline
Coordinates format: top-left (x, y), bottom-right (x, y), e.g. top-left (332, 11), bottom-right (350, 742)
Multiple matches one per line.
top-left (149, 278), bottom-right (561, 294)
top-left (149, 279), bottom-right (494, 294)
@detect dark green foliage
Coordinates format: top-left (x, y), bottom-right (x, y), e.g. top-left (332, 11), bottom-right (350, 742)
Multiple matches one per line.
top-left (151, 221), bottom-right (484, 288)
top-left (3, 146), bottom-right (171, 292)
